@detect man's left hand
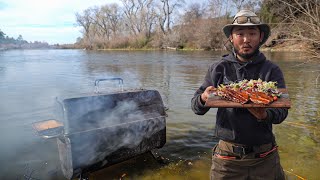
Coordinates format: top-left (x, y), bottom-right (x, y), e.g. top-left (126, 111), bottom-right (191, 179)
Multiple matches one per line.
top-left (247, 108), bottom-right (267, 120)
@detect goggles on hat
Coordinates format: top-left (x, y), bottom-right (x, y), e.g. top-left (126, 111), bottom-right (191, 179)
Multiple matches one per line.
top-left (232, 16), bottom-right (260, 24)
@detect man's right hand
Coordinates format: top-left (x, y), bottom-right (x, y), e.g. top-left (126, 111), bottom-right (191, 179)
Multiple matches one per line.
top-left (200, 86), bottom-right (216, 103)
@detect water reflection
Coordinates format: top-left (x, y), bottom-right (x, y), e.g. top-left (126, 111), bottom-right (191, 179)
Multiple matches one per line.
top-left (0, 50), bottom-right (319, 179)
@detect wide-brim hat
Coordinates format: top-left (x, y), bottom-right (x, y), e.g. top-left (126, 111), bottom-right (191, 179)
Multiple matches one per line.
top-left (223, 10), bottom-right (271, 45)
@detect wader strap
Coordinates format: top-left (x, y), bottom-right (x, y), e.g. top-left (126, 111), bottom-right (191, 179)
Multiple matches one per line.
top-left (214, 140), bottom-right (278, 159)
top-left (214, 147), bottom-right (278, 160)
top-left (213, 152), bottom-right (240, 160)
top-left (256, 146), bottom-right (278, 158)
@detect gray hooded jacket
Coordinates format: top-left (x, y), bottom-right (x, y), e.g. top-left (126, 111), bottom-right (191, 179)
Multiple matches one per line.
top-left (191, 52), bottom-right (288, 145)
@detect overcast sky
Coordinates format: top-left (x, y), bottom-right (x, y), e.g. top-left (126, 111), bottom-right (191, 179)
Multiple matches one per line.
top-left (0, 0), bottom-right (203, 45)
top-left (0, 0), bottom-right (120, 44)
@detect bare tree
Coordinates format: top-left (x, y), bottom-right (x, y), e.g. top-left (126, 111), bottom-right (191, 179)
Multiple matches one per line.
top-left (139, 0), bottom-right (157, 38)
top-left (175, 2), bottom-right (226, 50)
top-left (121, 0), bottom-right (140, 35)
top-left (242, 0), bottom-right (261, 12)
top-left (157, 0), bottom-right (185, 34)
top-left (268, 0), bottom-right (320, 59)
top-left (91, 6), bottom-right (111, 40)
top-left (230, 0), bottom-right (261, 12)
top-left (208, 0), bottom-right (224, 18)
top-left (95, 4), bottom-right (123, 40)
top-left (75, 9), bottom-right (94, 39)
top-left (179, 2), bottom-right (205, 45)
top-left (75, 8), bottom-right (96, 49)
top-left (106, 3), bottom-right (123, 38)
top-left (121, 0), bottom-right (156, 37)
top-left (232, 0), bottom-right (245, 11)
top-left (183, 2), bottom-right (205, 22)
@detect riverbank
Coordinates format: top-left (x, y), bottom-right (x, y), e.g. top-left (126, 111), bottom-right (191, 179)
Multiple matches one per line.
top-left (0, 40), bottom-right (309, 53)
top-left (94, 42), bottom-right (309, 53)
top-left (262, 40), bottom-right (310, 52)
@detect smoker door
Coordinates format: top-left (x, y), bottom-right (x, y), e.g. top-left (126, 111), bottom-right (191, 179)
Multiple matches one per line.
top-left (58, 116), bottom-right (166, 179)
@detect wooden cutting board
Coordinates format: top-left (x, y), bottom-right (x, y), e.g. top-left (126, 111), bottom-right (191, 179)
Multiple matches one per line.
top-left (205, 88), bottom-right (291, 108)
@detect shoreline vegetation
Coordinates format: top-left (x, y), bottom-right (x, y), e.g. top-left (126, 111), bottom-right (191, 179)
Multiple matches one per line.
top-left (71, 0), bottom-right (319, 59)
top-left (92, 40), bottom-right (310, 52)
top-left (1, 0), bottom-right (318, 59)
top-left (0, 41), bottom-right (310, 53)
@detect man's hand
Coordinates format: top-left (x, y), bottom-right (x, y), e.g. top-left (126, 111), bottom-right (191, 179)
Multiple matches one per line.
top-left (247, 108), bottom-right (268, 120)
top-left (201, 86), bottom-right (216, 103)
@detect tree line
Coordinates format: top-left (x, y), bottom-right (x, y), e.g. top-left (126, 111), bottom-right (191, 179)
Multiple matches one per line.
top-left (0, 30), bottom-right (28, 45)
top-left (0, 29), bottom-right (50, 49)
top-left (75, 0), bottom-right (319, 58)
top-left (74, 0), bottom-right (260, 50)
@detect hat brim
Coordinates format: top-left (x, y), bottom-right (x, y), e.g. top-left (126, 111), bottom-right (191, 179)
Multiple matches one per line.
top-left (223, 24), bottom-right (270, 45)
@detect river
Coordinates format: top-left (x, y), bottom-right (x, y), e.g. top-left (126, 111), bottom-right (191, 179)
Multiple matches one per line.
top-left (0, 49), bottom-right (319, 179)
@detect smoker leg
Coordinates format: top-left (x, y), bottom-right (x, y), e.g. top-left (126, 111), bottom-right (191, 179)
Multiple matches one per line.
top-left (79, 172), bottom-right (90, 180)
top-left (150, 149), bottom-right (161, 159)
top-left (150, 149), bottom-right (168, 165)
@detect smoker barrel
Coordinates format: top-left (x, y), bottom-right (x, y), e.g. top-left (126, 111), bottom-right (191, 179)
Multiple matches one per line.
top-left (34, 88), bottom-right (166, 179)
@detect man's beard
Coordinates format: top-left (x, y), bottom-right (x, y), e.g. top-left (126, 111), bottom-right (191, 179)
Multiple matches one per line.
top-left (234, 46), bottom-right (260, 60)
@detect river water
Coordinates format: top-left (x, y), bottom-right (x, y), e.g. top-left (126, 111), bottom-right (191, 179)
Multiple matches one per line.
top-left (0, 49), bottom-right (319, 180)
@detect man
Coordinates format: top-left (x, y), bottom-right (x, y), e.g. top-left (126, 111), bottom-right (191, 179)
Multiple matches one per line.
top-left (191, 10), bottom-right (288, 180)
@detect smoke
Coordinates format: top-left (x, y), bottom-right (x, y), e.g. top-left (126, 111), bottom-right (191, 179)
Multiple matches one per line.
top-left (56, 90), bottom-right (166, 177)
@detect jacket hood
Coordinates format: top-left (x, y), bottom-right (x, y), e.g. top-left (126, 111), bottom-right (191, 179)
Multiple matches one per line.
top-left (222, 51), bottom-right (266, 65)
top-left (221, 52), bottom-right (267, 82)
